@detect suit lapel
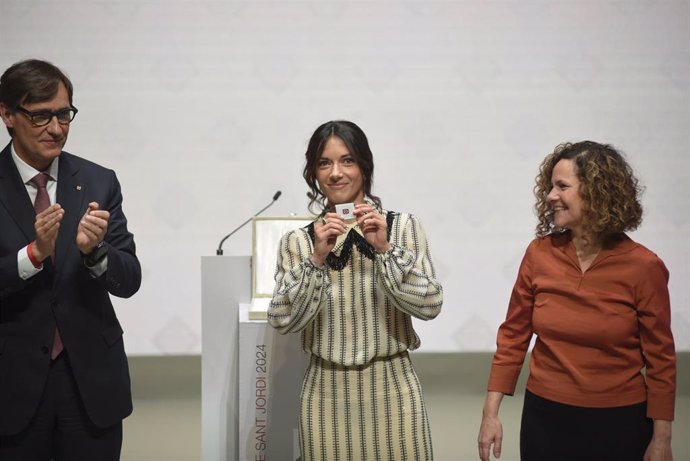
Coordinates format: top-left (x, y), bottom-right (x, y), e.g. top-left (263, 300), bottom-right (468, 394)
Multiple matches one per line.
top-left (0, 143), bottom-right (37, 241)
top-left (55, 153), bottom-right (85, 268)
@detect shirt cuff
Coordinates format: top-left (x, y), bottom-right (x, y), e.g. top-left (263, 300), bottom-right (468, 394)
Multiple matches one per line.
top-left (307, 255), bottom-right (327, 270)
top-left (85, 255), bottom-right (108, 278)
top-left (18, 245), bottom-right (43, 280)
top-left (376, 245), bottom-right (414, 267)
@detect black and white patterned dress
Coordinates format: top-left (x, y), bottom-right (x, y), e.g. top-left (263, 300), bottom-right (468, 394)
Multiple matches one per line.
top-left (268, 210), bottom-right (443, 461)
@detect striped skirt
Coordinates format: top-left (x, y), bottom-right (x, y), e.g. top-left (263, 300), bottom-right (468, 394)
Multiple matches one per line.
top-left (299, 351), bottom-right (433, 461)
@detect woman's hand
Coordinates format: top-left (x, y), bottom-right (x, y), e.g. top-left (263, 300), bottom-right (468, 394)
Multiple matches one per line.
top-left (644, 420), bottom-right (673, 461)
top-left (478, 414), bottom-right (503, 461)
top-left (312, 212), bottom-right (346, 266)
top-left (354, 203), bottom-right (390, 253)
top-left (478, 391), bottom-right (504, 461)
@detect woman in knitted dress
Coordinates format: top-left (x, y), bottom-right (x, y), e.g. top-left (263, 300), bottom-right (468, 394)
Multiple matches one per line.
top-left (268, 120), bottom-right (443, 461)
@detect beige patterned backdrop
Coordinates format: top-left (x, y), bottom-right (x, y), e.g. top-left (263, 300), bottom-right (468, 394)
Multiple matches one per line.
top-left (1, 0), bottom-right (688, 354)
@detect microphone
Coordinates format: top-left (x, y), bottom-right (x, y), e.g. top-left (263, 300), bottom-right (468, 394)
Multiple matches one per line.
top-left (216, 191), bottom-right (282, 255)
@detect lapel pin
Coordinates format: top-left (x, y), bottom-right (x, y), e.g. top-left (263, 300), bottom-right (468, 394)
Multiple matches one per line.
top-left (76, 185), bottom-right (82, 191)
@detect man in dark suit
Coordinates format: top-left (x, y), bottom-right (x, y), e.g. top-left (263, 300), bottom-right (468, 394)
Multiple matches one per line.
top-left (0, 59), bottom-right (141, 459)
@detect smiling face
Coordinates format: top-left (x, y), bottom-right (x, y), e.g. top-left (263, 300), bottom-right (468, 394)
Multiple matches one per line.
top-left (315, 136), bottom-right (365, 206)
top-left (547, 159), bottom-right (585, 236)
top-left (0, 82), bottom-right (70, 171)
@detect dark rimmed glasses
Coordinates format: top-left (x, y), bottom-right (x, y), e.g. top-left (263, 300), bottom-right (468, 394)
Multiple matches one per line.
top-left (15, 105), bottom-right (78, 127)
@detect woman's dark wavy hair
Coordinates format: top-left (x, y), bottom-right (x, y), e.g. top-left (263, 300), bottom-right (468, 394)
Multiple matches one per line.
top-left (302, 120), bottom-right (381, 214)
top-left (534, 141), bottom-right (643, 241)
top-left (0, 59), bottom-right (74, 137)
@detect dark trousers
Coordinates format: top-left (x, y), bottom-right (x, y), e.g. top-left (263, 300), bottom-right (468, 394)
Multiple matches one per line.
top-left (520, 390), bottom-right (653, 461)
top-left (0, 353), bottom-right (122, 461)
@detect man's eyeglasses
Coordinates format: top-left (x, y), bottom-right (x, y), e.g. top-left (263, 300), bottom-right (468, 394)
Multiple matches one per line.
top-left (15, 105), bottom-right (78, 127)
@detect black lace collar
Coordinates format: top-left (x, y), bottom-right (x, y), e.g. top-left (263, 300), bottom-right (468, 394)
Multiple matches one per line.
top-left (306, 211), bottom-right (397, 271)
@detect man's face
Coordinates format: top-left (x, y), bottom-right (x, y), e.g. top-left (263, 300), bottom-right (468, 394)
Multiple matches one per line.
top-left (0, 82), bottom-right (71, 171)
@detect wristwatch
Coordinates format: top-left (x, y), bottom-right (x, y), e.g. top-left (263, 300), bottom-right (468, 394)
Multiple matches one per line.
top-left (83, 241), bottom-right (108, 266)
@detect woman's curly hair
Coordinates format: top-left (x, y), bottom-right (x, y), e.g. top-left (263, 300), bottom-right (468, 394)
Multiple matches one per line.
top-left (534, 141), bottom-right (643, 240)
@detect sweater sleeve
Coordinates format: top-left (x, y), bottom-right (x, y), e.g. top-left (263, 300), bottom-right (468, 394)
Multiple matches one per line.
top-left (267, 229), bottom-right (331, 334)
top-left (636, 255), bottom-right (676, 420)
top-left (487, 240), bottom-right (536, 395)
top-left (375, 214), bottom-right (443, 321)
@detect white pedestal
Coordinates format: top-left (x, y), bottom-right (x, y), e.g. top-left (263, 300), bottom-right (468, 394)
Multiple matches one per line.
top-left (202, 256), bottom-right (251, 461)
top-left (238, 304), bottom-right (308, 461)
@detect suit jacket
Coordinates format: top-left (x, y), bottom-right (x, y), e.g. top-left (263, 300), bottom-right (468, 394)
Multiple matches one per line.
top-left (0, 143), bottom-right (141, 435)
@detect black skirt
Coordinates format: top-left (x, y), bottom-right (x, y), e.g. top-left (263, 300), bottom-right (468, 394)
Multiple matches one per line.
top-left (520, 390), bottom-right (653, 461)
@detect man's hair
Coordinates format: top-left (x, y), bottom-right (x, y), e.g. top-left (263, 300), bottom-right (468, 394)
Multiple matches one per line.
top-left (0, 59), bottom-right (74, 136)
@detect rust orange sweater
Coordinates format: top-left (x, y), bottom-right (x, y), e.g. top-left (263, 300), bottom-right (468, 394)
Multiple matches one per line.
top-left (488, 232), bottom-right (676, 420)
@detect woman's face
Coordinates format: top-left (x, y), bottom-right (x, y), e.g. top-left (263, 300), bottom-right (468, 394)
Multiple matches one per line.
top-left (315, 136), bottom-right (365, 206)
top-left (546, 159), bottom-right (585, 235)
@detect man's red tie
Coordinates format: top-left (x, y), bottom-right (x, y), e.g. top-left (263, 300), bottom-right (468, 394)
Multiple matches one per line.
top-left (30, 173), bottom-right (63, 360)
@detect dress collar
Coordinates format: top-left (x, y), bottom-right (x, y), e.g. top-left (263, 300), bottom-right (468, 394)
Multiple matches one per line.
top-left (307, 210), bottom-right (396, 271)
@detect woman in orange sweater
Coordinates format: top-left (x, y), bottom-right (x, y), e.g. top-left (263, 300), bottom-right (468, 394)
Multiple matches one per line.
top-left (478, 141), bottom-right (676, 461)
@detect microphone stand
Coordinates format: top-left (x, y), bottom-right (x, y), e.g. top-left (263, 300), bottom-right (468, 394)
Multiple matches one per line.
top-left (216, 191), bottom-right (281, 255)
